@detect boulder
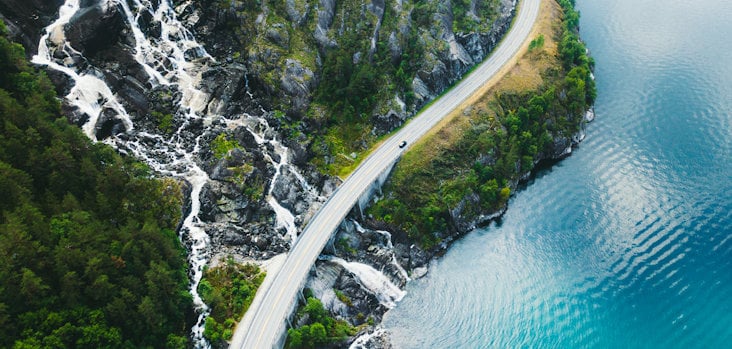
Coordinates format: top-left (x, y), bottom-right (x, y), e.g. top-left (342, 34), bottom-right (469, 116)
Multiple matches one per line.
top-left (280, 58), bottom-right (315, 114)
top-left (65, 1), bottom-right (125, 57)
top-left (285, 0), bottom-right (309, 27)
top-left (314, 0), bottom-right (336, 48)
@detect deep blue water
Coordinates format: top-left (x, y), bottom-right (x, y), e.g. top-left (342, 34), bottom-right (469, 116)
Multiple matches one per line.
top-left (382, 0), bottom-right (732, 347)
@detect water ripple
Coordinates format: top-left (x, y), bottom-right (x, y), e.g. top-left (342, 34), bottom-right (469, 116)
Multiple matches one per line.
top-left (383, 0), bottom-right (732, 346)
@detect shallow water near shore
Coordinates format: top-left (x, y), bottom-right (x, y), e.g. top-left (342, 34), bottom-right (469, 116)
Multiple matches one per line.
top-left (382, 0), bottom-right (732, 347)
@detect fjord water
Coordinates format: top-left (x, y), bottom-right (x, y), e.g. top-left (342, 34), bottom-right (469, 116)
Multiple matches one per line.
top-left (382, 0), bottom-right (732, 347)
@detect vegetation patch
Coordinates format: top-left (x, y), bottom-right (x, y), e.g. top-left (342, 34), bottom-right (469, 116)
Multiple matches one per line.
top-left (452, 0), bottom-right (502, 33)
top-left (151, 110), bottom-right (175, 134)
top-left (207, 0), bottom-right (509, 177)
top-left (211, 133), bottom-right (242, 159)
top-left (198, 257), bottom-right (265, 343)
top-left (307, 0), bottom-right (425, 176)
top-left (334, 289), bottom-right (353, 307)
top-left (368, 0), bottom-right (596, 248)
top-left (285, 294), bottom-right (357, 348)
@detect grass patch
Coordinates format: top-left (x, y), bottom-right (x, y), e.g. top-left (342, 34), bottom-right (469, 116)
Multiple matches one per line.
top-left (211, 133), bottom-right (242, 159)
top-left (401, 0), bottom-right (562, 172)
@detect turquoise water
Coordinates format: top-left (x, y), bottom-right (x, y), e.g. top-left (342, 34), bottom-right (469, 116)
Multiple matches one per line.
top-left (382, 0), bottom-right (732, 347)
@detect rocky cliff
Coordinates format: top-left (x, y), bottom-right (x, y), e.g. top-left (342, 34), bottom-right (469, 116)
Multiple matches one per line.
top-left (179, 0), bottom-right (517, 173)
top-left (0, 0), bottom-right (520, 260)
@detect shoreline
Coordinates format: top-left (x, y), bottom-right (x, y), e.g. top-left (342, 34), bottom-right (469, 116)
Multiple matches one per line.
top-left (320, 0), bottom-right (598, 346)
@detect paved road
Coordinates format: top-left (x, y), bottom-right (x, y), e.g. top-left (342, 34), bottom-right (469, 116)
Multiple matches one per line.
top-left (233, 0), bottom-right (541, 347)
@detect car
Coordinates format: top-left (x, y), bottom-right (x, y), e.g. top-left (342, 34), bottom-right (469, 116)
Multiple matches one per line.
top-left (398, 140), bottom-right (407, 148)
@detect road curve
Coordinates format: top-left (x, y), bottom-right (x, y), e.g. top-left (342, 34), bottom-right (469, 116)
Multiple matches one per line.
top-left (233, 0), bottom-right (541, 347)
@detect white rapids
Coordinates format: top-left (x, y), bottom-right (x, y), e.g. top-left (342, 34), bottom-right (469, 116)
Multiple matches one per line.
top-left (32, 0), bottom-right (305, 347)
top-left (322, 256), bottom-right (406, 309)
top-left (352, 220), bottom-right (411, 282)
top-left (31, 0), bottom-right (133, 141)
top-left (349, 327), bottom-right (388, 349)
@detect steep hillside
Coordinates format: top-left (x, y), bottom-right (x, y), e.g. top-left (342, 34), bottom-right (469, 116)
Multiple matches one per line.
top-left (184, 0), bottom-right (517, 175)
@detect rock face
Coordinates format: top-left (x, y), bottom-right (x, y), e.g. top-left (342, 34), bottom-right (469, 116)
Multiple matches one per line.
top-left (6, 0), bottom-right (323, 263)
top-left (0, 0), bottom-right (63, 55)
top-left (64, 1), bottom-right (125, 57)
top-left (183, 0), bottom-right (517, 132)
top-left (411, 0), bottom-right (516, 108)
top-left (1, 0), bottom-right (523, 264)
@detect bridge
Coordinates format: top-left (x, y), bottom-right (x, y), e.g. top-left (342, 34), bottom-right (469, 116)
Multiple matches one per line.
top-left (231, 0), bottom-right (542, 347)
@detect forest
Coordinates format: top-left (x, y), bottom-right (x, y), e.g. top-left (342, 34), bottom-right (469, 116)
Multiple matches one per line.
top-left (0, 21), bottom-right (192, 348)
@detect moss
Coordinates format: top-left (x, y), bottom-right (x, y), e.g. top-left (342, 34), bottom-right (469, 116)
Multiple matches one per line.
top-left (334, 289), bottom-right (353, 307)
top-left (151, 110), bottom-right (174, 134)
top-left (210, 133), bottom-right (241, 159)
top-left (335, 237), bottom-right (357, 256)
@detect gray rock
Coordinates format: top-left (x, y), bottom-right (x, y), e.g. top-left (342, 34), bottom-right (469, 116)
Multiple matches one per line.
top-left (271, 163), bottom-right (320, 217)
top-left (305, 262), bottom-right (350, 317)
top-left (94, 107), bottom-right (128, 139)
top-left (285, 0), bottom-right (309, 27)
top-left (0, 0), bottom-right (64, 55)
top-left (280, 58), bottom-right (315, 113)
top-left (314, 0), bottom-right (336, 47)
top-left (265, 28), bottom-right (287, 48)
top-left (412, 267), bottom-right (428, 279)
top-left (387, 31), bottom-right (401, 61)
top-left (65, 1), bottom-right (126, 57)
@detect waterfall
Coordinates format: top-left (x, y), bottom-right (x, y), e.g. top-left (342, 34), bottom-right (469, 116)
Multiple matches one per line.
top-left (34, 0), bottom-right (316, 345)
top-left (349, 327), bottom-right (387, 349)
top-left (222, 116), bottom-right (304, 244)
top-left (33, 1), bottom-right (223, 347)
top-left (266, 142), bottom-right (299, 243)
top-left (352, 221), bottom-right (410, 282)
top-left (321, 256), bottom-right (406, 308)
top-left (31, 0), bottom-right (133, 141)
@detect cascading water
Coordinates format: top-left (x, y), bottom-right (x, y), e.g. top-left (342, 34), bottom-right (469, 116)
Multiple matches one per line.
top-left (31, 0), bottom-right (304, 346)
top-left (222, 115), bottom-right (321, 244)
top-left (321, 256), bottom-right (406, 308)
top-left (265, 143), bottom-right (299, 242)
top-left (352, 220), bottom-right (410, 282)
top-left (349, 327), bottom-right (387, 349)
top-left (33, 0), bottom-right (216, 346)
top-left (31, 0), bottom-right (133, 141)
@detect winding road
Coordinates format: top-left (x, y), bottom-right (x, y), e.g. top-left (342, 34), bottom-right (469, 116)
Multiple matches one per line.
top-left (232, 0), bottom-right (541, 347)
